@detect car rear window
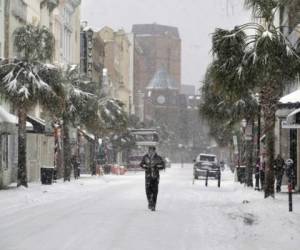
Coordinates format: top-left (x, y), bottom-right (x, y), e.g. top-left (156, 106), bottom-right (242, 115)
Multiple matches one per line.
top-left (200, 155), bottom-right (216, 162)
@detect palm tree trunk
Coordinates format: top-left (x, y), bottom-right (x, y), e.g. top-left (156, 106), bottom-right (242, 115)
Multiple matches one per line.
top-left (261, 85), bottom-right (280, 198)
top-left (17, 107), bottom-right (28, 187)
top-left (91, 134), bottom-right (99, 175)
top-left (245, 120), bottom-right (254, 187)
top-left (63, 114), bottom-right (71, 181)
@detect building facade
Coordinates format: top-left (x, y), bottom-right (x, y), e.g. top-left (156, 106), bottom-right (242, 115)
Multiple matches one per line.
top-left (180, 84), bottom-right (196, 96)
top-left (132, 23), bottom-right (181, 120)
top-left (0, 0), bottom-right (4, 57)
top-left (275, 3), bottom-right (300, 191)
top-left (3, 0), bottom-right (59, 58)
top-left (98, 26), bottom-right (133, 114)
top-left (52, 0), bottom-right (81, 65)
top-left (80, 24), bottom-right (105, 88)
top-left (143, 68), bottom-right (209, 161)
top-left (0, 0), bottom-right (82, 188)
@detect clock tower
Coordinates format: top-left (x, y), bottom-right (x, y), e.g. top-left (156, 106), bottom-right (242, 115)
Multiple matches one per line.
top-left (144, 68), bottom-right (180, 128)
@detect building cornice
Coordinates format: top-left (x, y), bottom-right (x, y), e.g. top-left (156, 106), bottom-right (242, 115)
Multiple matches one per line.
top-left (40, 0), bottom-right (59, 12)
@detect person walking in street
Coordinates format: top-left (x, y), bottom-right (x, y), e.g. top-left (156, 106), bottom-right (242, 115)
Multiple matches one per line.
top-left (254, 158), bottom-right (260, 191)
top-left (71, 154), bottom-right (80, 179)
top-left (274, 154), bottom-right (285, 192)
top-left (140, 146), bottom-right (165, 211)
top-left (260, 158), bottom-right (265, 191)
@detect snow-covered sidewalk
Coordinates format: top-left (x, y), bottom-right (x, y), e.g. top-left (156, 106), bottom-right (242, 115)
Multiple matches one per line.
top-left (0, 164), bottom-right (299, 250)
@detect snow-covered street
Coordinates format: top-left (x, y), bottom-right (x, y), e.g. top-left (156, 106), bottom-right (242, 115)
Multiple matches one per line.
top-left (0, 164), bottom-right (299, 250)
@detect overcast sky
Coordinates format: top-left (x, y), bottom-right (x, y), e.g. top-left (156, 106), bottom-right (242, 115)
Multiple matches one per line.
top-left (82, 0), bottom-right (251, 92)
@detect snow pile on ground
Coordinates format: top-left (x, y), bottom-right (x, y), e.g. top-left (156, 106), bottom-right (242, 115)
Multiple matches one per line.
top-left (0, 164), bottom-right (299, 250)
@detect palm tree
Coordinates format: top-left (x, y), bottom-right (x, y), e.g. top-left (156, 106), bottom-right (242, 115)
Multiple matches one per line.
top-left (210, 0), bottom-right (300, 197)
top-left (207, 27), bottom-right (259, 186)
top-left (0, 25), bottom-right (60, 187)
top-left (82, 97), bottom-right (128, 175)
top-left (53, 65), bottom-right (94, 181)
top-left (200, 65), bottom-right (258, 149)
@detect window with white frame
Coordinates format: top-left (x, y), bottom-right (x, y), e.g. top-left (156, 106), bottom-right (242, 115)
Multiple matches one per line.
top-left (62, 7), bottom-right (72, 63)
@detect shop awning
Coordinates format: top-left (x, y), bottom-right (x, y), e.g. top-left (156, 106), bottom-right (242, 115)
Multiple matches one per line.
top-left (27, 115), bottom-right (46, 133)
top-left (286, 107), bottom-right (300, 124)
top-left (277, 89), bottom-right (300, 127)
top-left (280, 107), bottom-right (300, 129)
top-left (0, 106), bottom-right (33, 133)
top-left (79, 129), bottom-right (95, 141)
top-left (78, 129), bottom-right (103, 144)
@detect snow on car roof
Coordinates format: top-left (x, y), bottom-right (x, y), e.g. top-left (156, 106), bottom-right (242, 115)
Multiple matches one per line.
top-left (198, 153), bottom-right (217, 157)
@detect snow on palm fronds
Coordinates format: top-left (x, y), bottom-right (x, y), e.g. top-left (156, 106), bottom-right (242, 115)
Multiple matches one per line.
top-left (57, 64), bottom-right (96, 121)
top-left (0, 58), bottom-right (59, 104)
top-left (211, 1), bottom-right (300, 92)
top-left (244, 0), bottom-right (278, 23)
top-left (97, 98), bottom-right (127, 131)
top-left (65, 64), bottom-right (94, 97)
top-left (0, 24), bottom-right (59, 106)
top-left (14, 24), bottom-right (54, 62)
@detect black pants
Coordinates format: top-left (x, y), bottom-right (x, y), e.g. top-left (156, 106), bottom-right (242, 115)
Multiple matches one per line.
top-left (260, 171), bottom-right (265, 190)
top-left (255, 174), bottom-right (260, 190)
top-left (276, 172), bottom-right (283, 192)
top-left (145, 177), bottom-right (159, 207)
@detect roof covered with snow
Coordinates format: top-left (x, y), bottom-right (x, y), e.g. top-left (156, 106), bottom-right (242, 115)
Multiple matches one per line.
top-left (146, 68), bottom-right (179, 90)
top-left (0, 106), bottom-right (33, 129)
top-left (279, 89), bottom-right (300, 104)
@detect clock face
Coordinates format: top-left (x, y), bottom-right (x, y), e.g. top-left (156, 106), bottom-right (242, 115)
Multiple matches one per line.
top-left (157, 95), bottom-right (166, 104)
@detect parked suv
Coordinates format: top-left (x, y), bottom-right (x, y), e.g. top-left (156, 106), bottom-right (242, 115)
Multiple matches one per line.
top-left (193, 153), bottom-right (220, 179)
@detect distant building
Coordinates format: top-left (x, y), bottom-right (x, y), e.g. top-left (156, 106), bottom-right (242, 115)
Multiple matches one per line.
top-left (144, 67), bottom-right (180, 123)
top-left (98, 26), bottom-right (134, 114)
top-left (143, 67), bottom-right (209, 160)
top-left (132, 23), bottom-right (181, 120)
top-left (180, 84), bottom-right (196, 96)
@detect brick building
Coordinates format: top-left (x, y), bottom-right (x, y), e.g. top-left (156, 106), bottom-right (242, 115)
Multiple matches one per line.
top-left (132, 23), bottom-right (181, 120)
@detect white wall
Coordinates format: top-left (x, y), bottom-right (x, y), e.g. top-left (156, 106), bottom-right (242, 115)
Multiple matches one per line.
top-left (53, 0), bottom-right (81, 66)
top-left (0, 0), bottom-right (4, 57)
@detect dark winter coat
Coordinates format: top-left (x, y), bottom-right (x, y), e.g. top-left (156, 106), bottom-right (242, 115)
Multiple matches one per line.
top-left (140, 153), bottom-right (165, 179)
top-left (274, 157), bottom-right (285, 176)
